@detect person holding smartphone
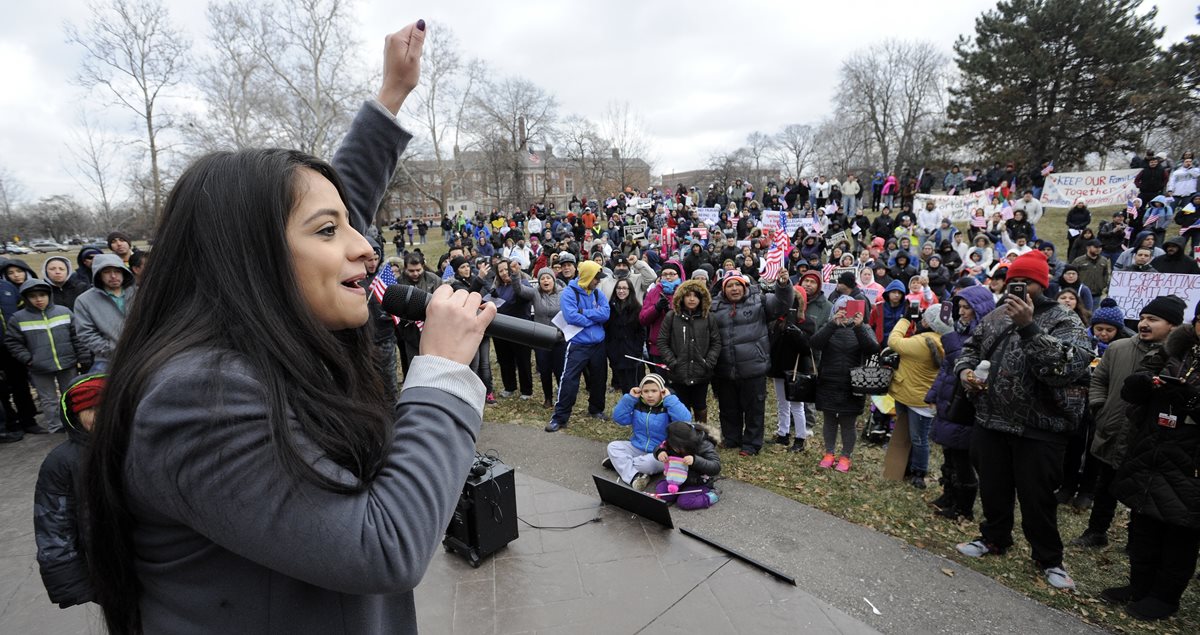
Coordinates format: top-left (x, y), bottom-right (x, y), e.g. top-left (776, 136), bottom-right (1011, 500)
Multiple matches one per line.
top-left (952, 251), bottom-right (1093, 592)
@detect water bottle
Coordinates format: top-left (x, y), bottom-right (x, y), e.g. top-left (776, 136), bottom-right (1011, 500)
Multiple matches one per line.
top-left (974, 361), bottom-right (991, 383)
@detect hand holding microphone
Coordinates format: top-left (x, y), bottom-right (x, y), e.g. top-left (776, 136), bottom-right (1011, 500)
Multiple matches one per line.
top-left (383, 284), bottom-right (564, 352)
top-left (417, 286), bottom-right (496, 365)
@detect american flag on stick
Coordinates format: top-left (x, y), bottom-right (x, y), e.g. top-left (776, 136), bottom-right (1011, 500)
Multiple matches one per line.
top-left (369, 264), bottom-right (402, 326)
top-left (821, 263), bottom-right (835, 282)
top-left (762, 227), bottom-right (791, 281)
top-left (1041, 161), bottom-right (1055, 177)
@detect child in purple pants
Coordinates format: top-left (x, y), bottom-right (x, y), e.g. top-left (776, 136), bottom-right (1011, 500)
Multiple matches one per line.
top-left (653, 421), bottom-right (721, 509)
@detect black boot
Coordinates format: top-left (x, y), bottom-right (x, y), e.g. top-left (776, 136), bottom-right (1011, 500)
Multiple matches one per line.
top-left (955, 485), bottom-right (978, 521)
top-left (931, 487), bottom-right (955, 511)
top-left (788, 436), bottom-right (806, 453)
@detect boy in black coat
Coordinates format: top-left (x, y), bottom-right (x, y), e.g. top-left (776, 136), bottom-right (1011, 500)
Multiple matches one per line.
top-left (33, 373), bottom-right (106, 608)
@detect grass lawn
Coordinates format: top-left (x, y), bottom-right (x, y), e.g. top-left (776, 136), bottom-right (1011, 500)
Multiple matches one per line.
top-left (412, 214), bottom-right (1197, 634)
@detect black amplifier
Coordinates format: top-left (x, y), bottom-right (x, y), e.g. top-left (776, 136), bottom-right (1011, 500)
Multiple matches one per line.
top-left (443, 457), bottom-right (518, 567)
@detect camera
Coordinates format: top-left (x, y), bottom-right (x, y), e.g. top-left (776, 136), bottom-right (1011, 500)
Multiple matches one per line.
top-left (907, 300), bottom-right (922, 320)
top-left (1005, 282), bottom-right (1027, 302)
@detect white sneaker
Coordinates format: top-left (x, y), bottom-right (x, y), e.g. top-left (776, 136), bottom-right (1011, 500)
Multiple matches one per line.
top-left (1044, 566), bottom-right (1076, 590)
top-left (956, 539), bottom-right (990, 558)
top-left (498, 390), bottom-right (515, 398)
top-left (519, 394), bottom-right (531, 400)
top-left (630, 473), bottom-right (650, 492)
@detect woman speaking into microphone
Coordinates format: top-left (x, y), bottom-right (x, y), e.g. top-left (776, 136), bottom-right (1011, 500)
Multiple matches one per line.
top-left (83, 21), bottom-right (493, 634)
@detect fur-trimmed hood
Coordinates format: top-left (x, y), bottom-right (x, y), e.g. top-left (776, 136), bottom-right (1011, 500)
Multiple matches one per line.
top-left (1164, 323), bottom-right (1199, 360)
top-left (671, 278), bottom-right (711, 316)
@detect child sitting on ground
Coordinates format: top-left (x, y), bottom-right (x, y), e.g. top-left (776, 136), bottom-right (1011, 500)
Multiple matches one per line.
top-left (653, 421), bottom-right (721, 509)
top-left (34, 373), bottom-right (106, 608)
top-left (607, 373), bottom-right (691, 491)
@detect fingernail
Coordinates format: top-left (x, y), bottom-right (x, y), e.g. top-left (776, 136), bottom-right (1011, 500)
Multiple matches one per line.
top-left (417, 19), bottom-right (425, 31)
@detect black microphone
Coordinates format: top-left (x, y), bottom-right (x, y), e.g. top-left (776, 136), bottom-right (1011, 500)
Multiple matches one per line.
top-left (381, 284), bottom-right (563, 350)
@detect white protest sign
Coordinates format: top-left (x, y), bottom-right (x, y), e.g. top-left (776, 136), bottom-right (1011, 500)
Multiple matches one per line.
top-left (1107, 271), bottom-right (1200, 321)
top-left (787, 217), bottom-right (805, 235)
top-left (1040, 169), bottom-right (1139, 208)
top-left (696, 208), bottom-right (720, 225)
top-left (914, 189), bottom-right (996, 224)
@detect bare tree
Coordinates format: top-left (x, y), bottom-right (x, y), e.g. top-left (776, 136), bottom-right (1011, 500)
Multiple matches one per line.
top-left (29, 195), bottom-right (93, 242)
top-left (744, 131), bottom-right (775, 176)
top-left (194, 0), bottom-right (367, 158)
top-left (66, 0), bottom-right (190, 220)
top-left (600, 101), bottom-right (652, 189)
top-left (815, 118), bottom-right (868, 176)
top-left (836, 39), bottom-right (946, 173)
top-left (706, 148), bottom-right (752, 191)
top-left (0, 167), bottom-right (25, 243)
top-left (66, 112), bottom-right (124, 218)
top-left (470, 76), bottom-right (558, 208)
top-left (773, 124), bottom-right (818, 178)
top-left (399, 23), bottom-right (486, 217)
top-left (556, 115), bottom-right (610, 197)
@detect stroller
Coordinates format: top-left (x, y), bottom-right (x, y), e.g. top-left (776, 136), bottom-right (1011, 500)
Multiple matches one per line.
top-left (863, 394), bottom-right (895, 445)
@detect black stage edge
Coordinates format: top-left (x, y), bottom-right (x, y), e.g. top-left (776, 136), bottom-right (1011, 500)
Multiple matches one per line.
top-left (678, 527), bottom-right (797, 586)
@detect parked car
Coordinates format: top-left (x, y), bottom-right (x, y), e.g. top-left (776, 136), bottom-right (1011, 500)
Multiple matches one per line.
top-left (29, 241), bottom-right (68, 253)
top-left (4, 243), bottom-right (31, 254)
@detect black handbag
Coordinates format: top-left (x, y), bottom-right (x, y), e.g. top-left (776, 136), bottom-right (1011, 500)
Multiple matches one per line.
top-left (785, 351), bottom-right (818, 403)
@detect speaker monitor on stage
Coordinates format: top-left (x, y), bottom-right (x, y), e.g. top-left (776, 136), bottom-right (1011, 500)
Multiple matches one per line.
top-left (443, 457), bottom-right (518, 567)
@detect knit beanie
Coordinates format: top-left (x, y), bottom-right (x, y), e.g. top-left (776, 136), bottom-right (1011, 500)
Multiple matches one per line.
top-left (1090, 298), bottom-right (1124, 328)
top-left (1141, 294), bottom-right (1186, 326)
top-left (722, 273), bottom-right (750, 293)
top-left (1005, 250), bottom-right (1050, 288)
top-left (800, 271), bottom-right (822, 286)
top-left (449, 256), bottom-right (468, 272)
top-left (922, 304), bottom-right (954, 336)
top-left (837, 271), bottom-right (857, 287)
top-left (660, 261), bottom-right (683, 278)
top-left (537, 267), bottom-right (555, 281)
top-left (640, 373), bottom-right (666, 392)
top-left (106, 231), bottom-right (131, 247)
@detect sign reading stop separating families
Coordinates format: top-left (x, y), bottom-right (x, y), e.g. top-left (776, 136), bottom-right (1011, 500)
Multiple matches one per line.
top-left (1107, 271), bottom-right (1200, 321)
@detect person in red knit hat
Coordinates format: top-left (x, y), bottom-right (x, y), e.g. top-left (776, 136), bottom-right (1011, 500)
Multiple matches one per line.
top-left (33, 373), bottom-right (107, 609)
top-left (951, 250), bottom-right (1095, 591)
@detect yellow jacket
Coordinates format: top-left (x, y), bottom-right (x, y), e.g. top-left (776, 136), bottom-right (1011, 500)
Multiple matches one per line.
top-left (887, 318), bottom-right (943, 408)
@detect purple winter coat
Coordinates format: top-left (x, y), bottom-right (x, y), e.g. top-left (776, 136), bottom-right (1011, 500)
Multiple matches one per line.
top-left (928, 284), bottom-right (996, 450)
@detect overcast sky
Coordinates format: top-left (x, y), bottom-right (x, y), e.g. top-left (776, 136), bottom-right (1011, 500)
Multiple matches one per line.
top-left (2, 0), bottom-right (1197, 202)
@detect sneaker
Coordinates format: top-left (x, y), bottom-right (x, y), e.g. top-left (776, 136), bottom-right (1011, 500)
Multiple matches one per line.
top-left (630, 473), bottom-right (650, 492)
top-left (600, 457), bottom-right (614, 471)
top-left (774, 434), bottom-right (790, 446)
top-left (544, 421), bottom-right (564, 433)
top-left (956, 539), bottom-right (992, 558)
top-left (1069, 531), bottom-right (1108, 548)
top-left (1044, 566), bottom-right (1076, 590)
top-left (589, 412), bottom-right (609, 421)
top-left (520, 394), bottom-right (532, 400)
top-left (819, 453), bottom-right (836, 469)
top-left (486, 393), bottom-right (497, 405)
top-left (909, 475), bottom-right (926, 489)
top-left (1099, 586), bottom-right (1136, 604)
top-left (788, 438), bottom-right (806, 453)
top-left (498, 390), bottom-right (515, 398)
top-left (1071, 494), bottom-right (1093, 511)
top-left (835, 456), bottom-right (851, 473)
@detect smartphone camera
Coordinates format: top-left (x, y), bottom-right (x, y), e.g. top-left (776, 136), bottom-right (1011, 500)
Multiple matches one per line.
top-left (1006, 282), bottom-right (1027, 302)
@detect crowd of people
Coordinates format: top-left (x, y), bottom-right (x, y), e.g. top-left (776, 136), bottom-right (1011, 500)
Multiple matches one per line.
top-left (365, 152), bottom-right (1200, 619)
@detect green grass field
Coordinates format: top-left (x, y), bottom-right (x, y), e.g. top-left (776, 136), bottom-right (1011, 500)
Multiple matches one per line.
top-left (409, 214), bottom-right (1196, 635)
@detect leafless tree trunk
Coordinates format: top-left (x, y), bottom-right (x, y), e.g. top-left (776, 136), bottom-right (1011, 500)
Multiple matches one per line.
top-left (471, 77), bottom-right (558, 209)
top-left (400, 23), bottom-right (486, 217)
top-left (836, 39), bottom-right (946, 173)
top-left (556, 115), bottom-right (610, 197)
top-left (816, 118), bottom-right (868, 176)
top-left (0, 167), bottom-right (25, 243)
top-left (600, 101), bottom-right (653, 188)
top-left (773, 124), bottom-right (818, 178)
top-left (745, 131), bottom-right (774, 177)
top-left (66, 0), bottom-right (190, 221)
top-left (66, 112), bottom-right (124, 218)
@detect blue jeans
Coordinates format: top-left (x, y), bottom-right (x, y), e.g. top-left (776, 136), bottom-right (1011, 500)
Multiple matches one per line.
top-left (906, 409), bottom-right (933, 475)
top-left (550, 341), bottom-right (607, 427)
top-left (843, 196), bottom-right (858, 217)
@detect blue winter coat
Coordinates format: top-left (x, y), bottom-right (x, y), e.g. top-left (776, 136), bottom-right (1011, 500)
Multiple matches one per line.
top-left (560, 279), bottom-right (609, 346)
top-left (611, 393), bottom-right (692, 453)
top-left (929, 285), bottom-right (996, 449)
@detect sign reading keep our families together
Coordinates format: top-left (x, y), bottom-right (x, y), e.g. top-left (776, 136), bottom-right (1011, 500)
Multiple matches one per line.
top-left (1039, 169), bottom-right (1140, 208)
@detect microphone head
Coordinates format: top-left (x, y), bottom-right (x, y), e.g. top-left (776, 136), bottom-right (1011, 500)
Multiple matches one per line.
top-left (381, 284), bottom-right (429, 321)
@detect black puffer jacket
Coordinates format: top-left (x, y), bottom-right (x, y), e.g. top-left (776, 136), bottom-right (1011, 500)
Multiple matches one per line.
top-left (809, 309), bottom-right (881, 415)
top-left (657, 279), bottom-right (721, 386)
top-left (605, 297), bottom-right (645, 370)
top-left (34, 426), bottom-right (92, 608)
top-left (1113, 325), bottom-right (1200, 529)
top-left (767, 292), bottom-right (816, 379)
top-left (710, 278), bottom-right (794, 380)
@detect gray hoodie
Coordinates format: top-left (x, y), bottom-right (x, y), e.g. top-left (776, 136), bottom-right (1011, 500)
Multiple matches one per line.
top-left (72, 253), bottom-right (136, 362)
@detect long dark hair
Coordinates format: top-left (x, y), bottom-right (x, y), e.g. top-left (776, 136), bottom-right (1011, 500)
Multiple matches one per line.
top-left (84, 149), bottom-right (389, 633)
top-left (609, 277), bottom-right (641, 320)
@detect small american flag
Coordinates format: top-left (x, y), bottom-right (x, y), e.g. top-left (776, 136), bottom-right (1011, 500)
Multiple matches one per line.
top-left (1182, 219), bottom-right (1200, 234)
top-left (1041, 161), bottom-right (1055, 177)
top-left (369, 264), bottom-right (402, 325)
top-left (821, 263), bottom-right (835, 282)
top-left (999, 199), bottom-right (1014, 220)
top-left (762, 228), bottom-right (791, 281)
top-left (1126, 196), bottom-right (1140, 219)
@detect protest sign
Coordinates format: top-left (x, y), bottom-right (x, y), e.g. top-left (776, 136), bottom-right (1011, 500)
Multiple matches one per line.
top-left (914, 189), bottom-right (996, 224)
top-left (1039, 169), bottom-right (1139, 208)
top-left (828, 231), bottom-right (849, 247)
top-left (1107, 271), bottom-right (1200, 321)
top-left (696, 207), bottom-right (720, 225)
